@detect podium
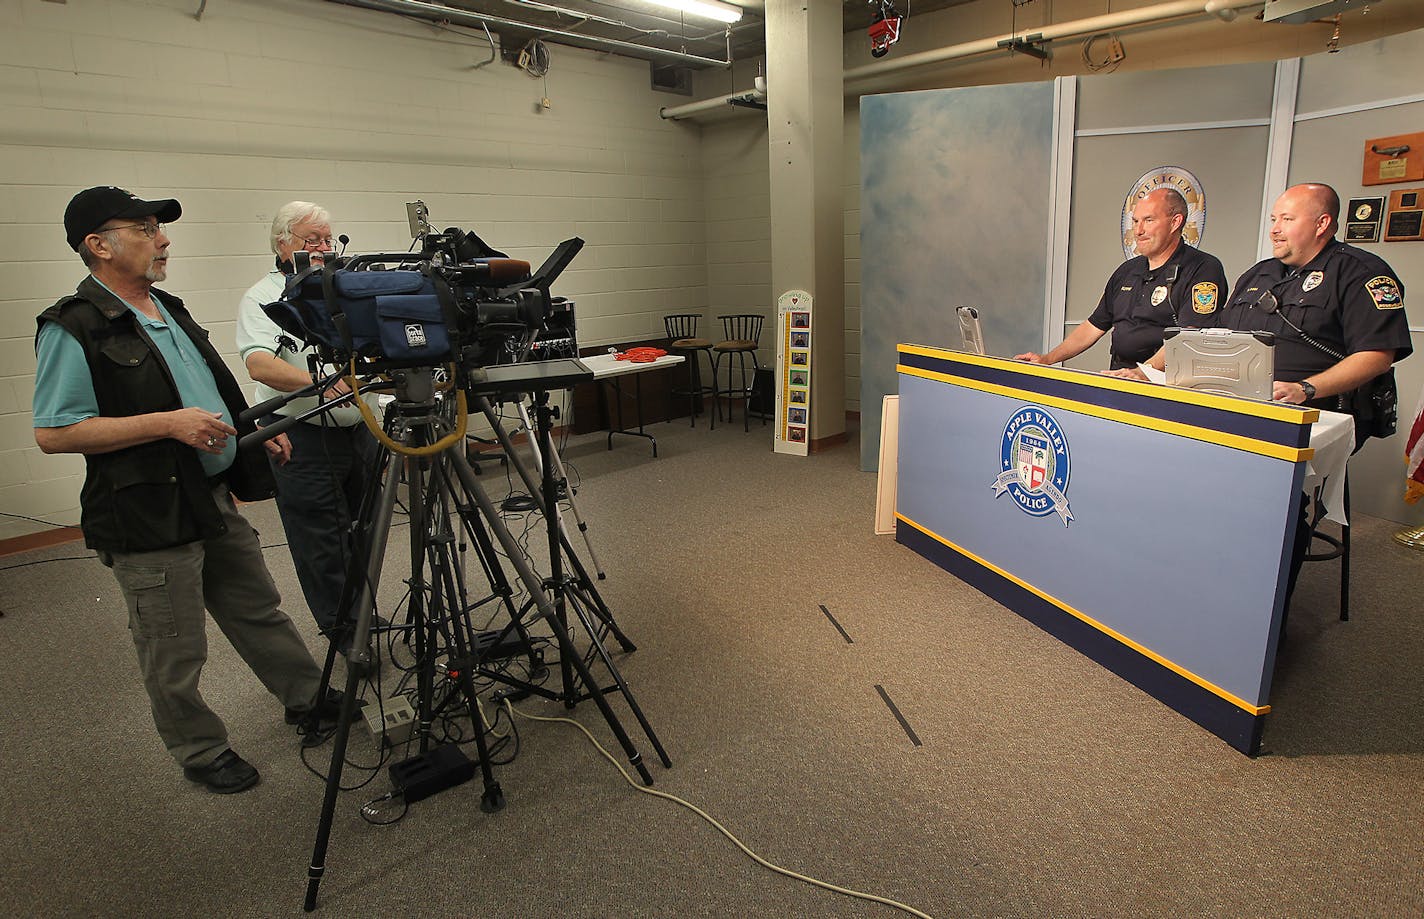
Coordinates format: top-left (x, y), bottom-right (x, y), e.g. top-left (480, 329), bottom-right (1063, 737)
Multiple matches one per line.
top-left (893, 344), bottom-right (1320, 755)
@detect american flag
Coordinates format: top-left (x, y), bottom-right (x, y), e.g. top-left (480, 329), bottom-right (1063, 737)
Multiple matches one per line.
top-left (1406, 382), bottom-right (1424, 504)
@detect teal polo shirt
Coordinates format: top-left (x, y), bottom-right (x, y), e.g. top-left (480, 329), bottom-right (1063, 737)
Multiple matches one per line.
top-left (34, 282), bottom-right (236, 477)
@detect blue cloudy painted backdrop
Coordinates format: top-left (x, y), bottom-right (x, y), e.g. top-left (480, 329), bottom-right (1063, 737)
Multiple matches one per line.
top-left (859, 82), bottom-right (1055, 470)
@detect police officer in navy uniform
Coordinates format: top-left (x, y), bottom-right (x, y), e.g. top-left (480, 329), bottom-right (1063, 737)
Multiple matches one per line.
top-left (1221, 182), bottom-right (1409, 617)
top-left (1015, 187), bottom-right (1228, 370)
top-left (1215, 182), bottom-right (1410, 417)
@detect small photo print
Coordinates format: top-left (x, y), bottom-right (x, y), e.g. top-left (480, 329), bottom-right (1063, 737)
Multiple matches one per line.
top-left (787, 426), bottom-right (807, 443)
top-left (789, 390), bottom-right (806, 405)
top-left (791, 311), bottom-right (810, 329)
top-left (790, 331), bottom-right (809, 349)
top-left (790, 371), bottom-right (808, 387)
top-left (788, 407), bottom-right (807, 425)
top-left (790, 351), bottom-right (808, 367)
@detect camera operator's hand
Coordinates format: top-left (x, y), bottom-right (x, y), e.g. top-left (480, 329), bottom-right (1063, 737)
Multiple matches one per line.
top-left (263, 432), bottom-right (293, 466)
top-left (320, 375), bottom-right (353, 402)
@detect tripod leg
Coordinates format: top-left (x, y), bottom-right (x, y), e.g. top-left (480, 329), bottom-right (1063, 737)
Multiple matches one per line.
top-left (516, 400), bottom-right (607, 579)
top-left (408, 455), bottom-right (439, 753)
top-left (443, 468), bottom-right (547, 676)
top-left (449, 449), bottom-right (656, 785)
top-left (561, 588), bottom-right (673, 768)
top-left (304, 456), bottom-right (403, 912)
top-left (423, 468), bottom-right (505, 812)
top-left (478, 396), bottom-right (636, 652)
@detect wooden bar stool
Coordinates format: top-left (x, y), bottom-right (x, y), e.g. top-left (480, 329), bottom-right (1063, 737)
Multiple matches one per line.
top-left (713, 313), bottom-right (765, 432)
top-left (663, 313), bottom-right (716, 428)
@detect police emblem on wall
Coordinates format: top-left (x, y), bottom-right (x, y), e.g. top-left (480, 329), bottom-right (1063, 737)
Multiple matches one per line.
top-left (1121, 166), bottom-right (1207, 260)
top-left (992, 407), bottom-right (1073, 526)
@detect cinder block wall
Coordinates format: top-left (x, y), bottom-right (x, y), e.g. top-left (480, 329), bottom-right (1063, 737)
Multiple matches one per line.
top-left (0, 0), bottom-right (708, 540)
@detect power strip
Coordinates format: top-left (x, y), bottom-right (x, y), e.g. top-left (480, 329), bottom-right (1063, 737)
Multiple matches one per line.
top-left (362, 695), bottom-right (416, 748)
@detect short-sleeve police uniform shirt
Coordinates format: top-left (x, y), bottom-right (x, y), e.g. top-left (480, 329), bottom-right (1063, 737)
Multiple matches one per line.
top-left (1215, 238), bottom-right (1410, 382)
top-left (1087, 237), bottom-right (1229, 369)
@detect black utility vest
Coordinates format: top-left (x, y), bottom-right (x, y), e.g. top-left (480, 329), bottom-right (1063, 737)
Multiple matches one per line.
top-left (36, 276), bottom-right (274, 552)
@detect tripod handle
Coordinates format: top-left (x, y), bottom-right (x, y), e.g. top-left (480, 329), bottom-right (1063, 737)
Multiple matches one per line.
top-left (240, 390), bottom-right (301, 424)
top-left (238, 412), bottom-right (302, 451)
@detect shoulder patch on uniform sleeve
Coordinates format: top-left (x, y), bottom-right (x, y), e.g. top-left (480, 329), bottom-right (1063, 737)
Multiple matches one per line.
top-left (1192, 281), bottom-right (1218, 314)
top-left (1366, 275), bottom-right (1403, 309)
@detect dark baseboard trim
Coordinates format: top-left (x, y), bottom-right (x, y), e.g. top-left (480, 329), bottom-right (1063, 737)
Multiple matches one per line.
top-left (0, 526), bottom-right (84, 558)
top-left (810, 431), bottom-right (849, 452)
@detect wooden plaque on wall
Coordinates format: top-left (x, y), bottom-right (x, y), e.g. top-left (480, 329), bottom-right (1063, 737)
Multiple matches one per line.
top-left (1362, 132), bottom-right (1424, 186)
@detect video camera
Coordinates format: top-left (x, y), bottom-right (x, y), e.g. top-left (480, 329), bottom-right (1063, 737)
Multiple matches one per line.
top-left (260, 201), bottom-right (583, 390)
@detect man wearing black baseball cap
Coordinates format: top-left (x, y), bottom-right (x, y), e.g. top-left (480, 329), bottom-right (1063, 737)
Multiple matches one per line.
top-left (33, 187), bottom-right (338, 794)
top-left (62, 185), bottom-right (183, 254)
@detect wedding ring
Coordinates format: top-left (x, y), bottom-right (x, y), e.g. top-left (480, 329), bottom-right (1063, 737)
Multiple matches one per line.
top-left (205, 436), bottom-right (217, 447)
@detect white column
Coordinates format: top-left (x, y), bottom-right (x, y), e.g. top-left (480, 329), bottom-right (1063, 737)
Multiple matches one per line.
top-left (765, 0), bottom-right (845, 447)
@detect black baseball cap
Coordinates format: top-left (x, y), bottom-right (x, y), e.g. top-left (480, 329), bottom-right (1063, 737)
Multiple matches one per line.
top-left (64, 186), bottom-right (182, 252)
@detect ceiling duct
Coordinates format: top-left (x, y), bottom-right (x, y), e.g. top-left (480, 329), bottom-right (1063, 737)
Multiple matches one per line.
top-left (661, 0), bottom-right (1268, 119)
top-left (319, 0), bottom-right (735, 68)
top-left (1262, 0), bottom-right (1382, 24)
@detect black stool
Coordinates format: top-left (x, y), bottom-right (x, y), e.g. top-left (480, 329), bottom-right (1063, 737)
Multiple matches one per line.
top-left (713, 313), bottom-right (765, 432)
top-left (1303, 475), bottom-right (1351, 621)
top-left (664, 313), bottom-right (716, 429)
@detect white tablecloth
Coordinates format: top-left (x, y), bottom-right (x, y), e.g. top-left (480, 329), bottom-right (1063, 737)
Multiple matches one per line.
top-left (1134, 363), bottom-right (1352, 524)
top-left (1306, 409), bottom-right (1354, 526)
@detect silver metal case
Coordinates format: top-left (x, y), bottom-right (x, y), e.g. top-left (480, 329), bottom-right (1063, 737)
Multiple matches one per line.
top-left (1163, 327), bottom-right (1276, 400)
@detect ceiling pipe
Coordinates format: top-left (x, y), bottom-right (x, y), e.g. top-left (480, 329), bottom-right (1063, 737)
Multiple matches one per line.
top-left (1205, 0), bottom-right (1244, 21)
top-left (322, 0), bottom-right (735, 69)
top-left (660, 0), bottom-right (1265, 119)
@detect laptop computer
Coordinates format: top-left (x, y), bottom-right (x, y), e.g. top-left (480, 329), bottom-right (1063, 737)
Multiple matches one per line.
top-left (1162, 327), bottom-right (1275, 400)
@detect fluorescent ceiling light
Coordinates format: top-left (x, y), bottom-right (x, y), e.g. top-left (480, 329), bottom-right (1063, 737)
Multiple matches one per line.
top-left (643, 0), bottom-right (744, 24)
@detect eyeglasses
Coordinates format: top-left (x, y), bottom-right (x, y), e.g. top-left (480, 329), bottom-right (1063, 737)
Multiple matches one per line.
top-left (103, 222), bottom-right (164, 239)
top-left (293, 233), bottom-right (335, 251)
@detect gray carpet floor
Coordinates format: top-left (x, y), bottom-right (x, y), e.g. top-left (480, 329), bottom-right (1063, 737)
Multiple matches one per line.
top-left (1, 416), bottom-right (1421, 918)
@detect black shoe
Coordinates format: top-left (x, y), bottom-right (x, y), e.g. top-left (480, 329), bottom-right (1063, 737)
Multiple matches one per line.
top-left (284, 686), bottom-right (346, 725)
top-left (286, 688), bottom-right (364, 747)
top-left (183, 749), bottom-right (260, 794)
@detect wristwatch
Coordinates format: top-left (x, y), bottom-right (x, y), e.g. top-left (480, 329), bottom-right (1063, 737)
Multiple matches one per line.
top-left (1299, 380), bottom-right (1317, 401)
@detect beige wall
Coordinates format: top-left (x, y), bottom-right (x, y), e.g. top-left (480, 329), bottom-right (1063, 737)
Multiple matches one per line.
top-left (0, 0), bottom-right (709, 540)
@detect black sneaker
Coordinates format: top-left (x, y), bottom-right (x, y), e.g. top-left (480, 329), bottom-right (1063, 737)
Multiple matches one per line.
top-left (183, 749), bottom-right (260, 794)
top-left (284, 687), bottom-right (346, 725)
top-left (285, 689), bottom-right (364, 747)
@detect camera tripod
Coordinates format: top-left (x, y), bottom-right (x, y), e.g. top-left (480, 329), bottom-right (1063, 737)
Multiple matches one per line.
top-left (298, 360), bottom-right (670, 911)
top-left (508, 395), bottom-right (607, 580)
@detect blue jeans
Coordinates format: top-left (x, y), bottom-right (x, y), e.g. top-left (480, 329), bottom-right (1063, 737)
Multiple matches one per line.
top-left (101, 484), bottom-right (324, 769)
top-left (264, 416), bottom-right (377, 634)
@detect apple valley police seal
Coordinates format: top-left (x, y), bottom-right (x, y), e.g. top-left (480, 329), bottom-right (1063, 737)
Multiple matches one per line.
top-left (992, 407), bottom-right (1073, 526)
top-left (1122, 166), bottom-right (1207, 260)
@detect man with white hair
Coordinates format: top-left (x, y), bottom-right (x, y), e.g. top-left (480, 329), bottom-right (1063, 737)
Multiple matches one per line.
top-left (235, 202), bottom-right (376, 650)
